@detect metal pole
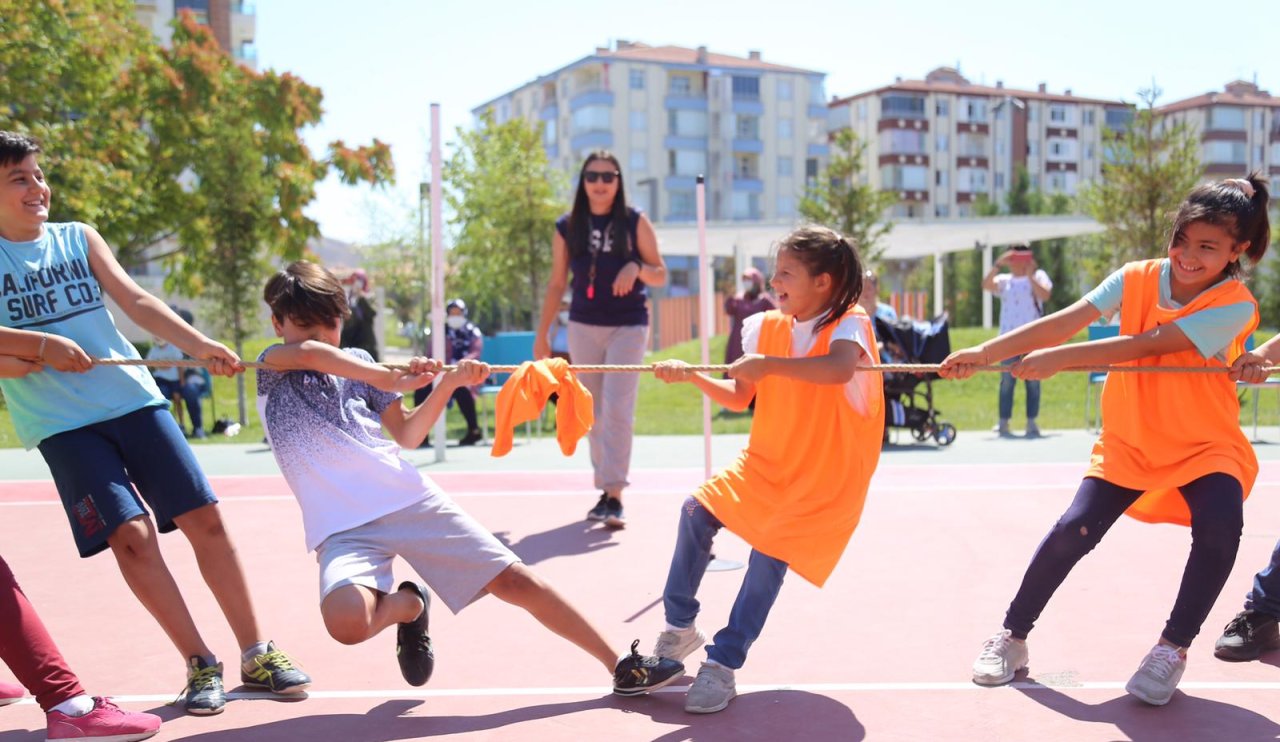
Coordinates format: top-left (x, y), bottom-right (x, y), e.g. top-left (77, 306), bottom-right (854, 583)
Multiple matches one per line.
top-left (430, 104), bottom-right (447, 463)
top-left (696, 174), bottom-right (711, 482)
top-left (981, 241), bottom-right (994, 330)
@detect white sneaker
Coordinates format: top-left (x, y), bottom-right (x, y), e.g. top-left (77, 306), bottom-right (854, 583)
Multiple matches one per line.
top-left (973, 630), bottom-right (1028, 686)
top-left (685, 661), bottom-right (736, 714)
top-left (653, 626), bottom-right (707, 662)
top-left (1125, 644), bottom-right (1185, 706)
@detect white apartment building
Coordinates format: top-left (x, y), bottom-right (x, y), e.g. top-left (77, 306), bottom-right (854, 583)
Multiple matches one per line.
top-left (1157, 80), bottom-right (1280, 182)
top-left (473, 41), bottom-right (829, 224)
top-left (134, 0), bottom-right (257, 68)
top-left (828, 67), bottom-right (1133, 218)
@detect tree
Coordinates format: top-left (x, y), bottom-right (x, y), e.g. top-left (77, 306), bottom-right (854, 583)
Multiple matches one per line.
top-left (1080, 85), bottom-right (1201, 271)
top-left (799, 128), bottom-right (897, 264)
top-left (134, 15), bottom-right (393, 423)
top-left (444, 112), bottom-right (563, 331)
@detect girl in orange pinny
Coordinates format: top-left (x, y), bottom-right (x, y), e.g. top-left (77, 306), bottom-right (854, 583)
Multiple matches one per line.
top-left (650, 225), bottom-right (884, 714)
top-left (942, 174), bottom-right (1272, 706)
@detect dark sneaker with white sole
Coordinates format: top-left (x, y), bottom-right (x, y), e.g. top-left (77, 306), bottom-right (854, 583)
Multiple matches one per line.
top-left (613, 640), bottom-right (684, 696)
top-left (604, 497), bottom-right (625, 529)
top-left (396, 582), bottom-right (435, 686)
top-left (587, 493), bottom-right (609, 521)
top-left (1214, 609), bottom-right (1280, 661)
top-left (178, 656), bottom-right (226, 715)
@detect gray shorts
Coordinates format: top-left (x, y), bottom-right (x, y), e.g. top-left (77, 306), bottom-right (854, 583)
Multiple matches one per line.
top-left (315, 496), bottom-right (519, 614)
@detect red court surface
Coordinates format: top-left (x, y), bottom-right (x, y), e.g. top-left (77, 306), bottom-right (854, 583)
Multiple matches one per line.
top-left (4, 459), bottom-right (1280, 740)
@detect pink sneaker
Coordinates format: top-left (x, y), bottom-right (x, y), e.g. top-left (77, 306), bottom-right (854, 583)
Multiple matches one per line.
top-left (0, 679), bottom-right (23, 706)
top-left (45, 697), bottom-right (161, 742)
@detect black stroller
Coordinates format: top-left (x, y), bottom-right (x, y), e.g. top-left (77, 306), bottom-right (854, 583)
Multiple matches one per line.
top-left (873, 313), bottom-right (957, 446)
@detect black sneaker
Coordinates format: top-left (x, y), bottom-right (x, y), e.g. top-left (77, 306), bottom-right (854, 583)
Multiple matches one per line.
top-left (1214, 609), bottom-right (1280, 661)
top-left (586, 493), bottom-right (609, 521)
top-left (241, 641), bottom-right (311, 694)
top-left (179, 656), bottom-right (226, 715)
top-left (613, 640), bottom-right (684, 696)
top-left (459, 429), bottom-right (483, 446)
top-left (604, 497), bottom-right (625, 529)
top-left (396, 582), bottom-right (434, 686)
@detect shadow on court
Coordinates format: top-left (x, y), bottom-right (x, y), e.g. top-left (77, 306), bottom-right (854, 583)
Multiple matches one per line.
top-left (492, 520), bottom-right (620, 565)
top-left (1016, 684), bottom-right (1280, 741)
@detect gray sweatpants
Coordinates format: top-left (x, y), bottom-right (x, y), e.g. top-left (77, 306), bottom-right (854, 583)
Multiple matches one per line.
top-left (567, 321), bottom-right (649, 492)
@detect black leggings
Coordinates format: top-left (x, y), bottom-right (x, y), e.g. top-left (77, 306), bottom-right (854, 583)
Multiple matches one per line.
top-left (1003, 474), bottom-right (1243, 647)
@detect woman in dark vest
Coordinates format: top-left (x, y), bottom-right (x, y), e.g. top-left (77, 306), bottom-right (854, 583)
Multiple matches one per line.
top-left (534, 151), bottom-right (667, 529)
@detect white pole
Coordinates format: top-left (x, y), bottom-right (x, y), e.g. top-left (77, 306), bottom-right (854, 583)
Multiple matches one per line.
top-left (933, 249), bottom-right (944, 318)
top-left (696, 174), bottom-right (712, 481)
top-left (430, 104), bottom-right (447, 462)
top-left (981, 242), bottom-right (993, 330)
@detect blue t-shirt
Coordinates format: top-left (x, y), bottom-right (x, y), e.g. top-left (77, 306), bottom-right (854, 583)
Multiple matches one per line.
top-left (0, 222), bottom-right (163, 448)
top-left (555, 207), bottom-right (648, 327)
top-left (1083, 259), bottom-right (1255, 361)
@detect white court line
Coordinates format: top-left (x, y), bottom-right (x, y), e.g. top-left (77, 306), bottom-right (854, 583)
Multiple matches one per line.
top-left (8, 680), bottom-right (1280, 706)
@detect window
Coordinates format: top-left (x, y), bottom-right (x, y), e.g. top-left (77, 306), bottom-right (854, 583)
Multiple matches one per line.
top-left (1254, 145), bottom-right (1263, 165)
top-left (995, 172), bottom-right (1005, 189)
top-left (777, 79), bottom-right (793, 101)
top-left (936, 133), bottom-right (948, 153)
top-left (542, 119), bottom-right (557, 146)
top-left (935, 169), bottom-right (948, 188)
top-left (669, 191), bottom-right (695, 219)
top-left (778, 156), bottom-right (793, 177)
top-left (669, 149), bottom-right (707, 176)
top-left (1208, 106), bottom-right (1246, 130)
top-left (995, 139), bottom-right (1006, 156)
top-left (735, 154), bottom-right (758, 179)
top-left (957, 133), bottom-right (986, 157)
top-left (778, 118), bottom-right (793, 139)
top-left (1205, 140), bottom-right (1246, 164)
top-left (667, 110), bottom-right (707, 137)
top-left (669, 76), bottom-right (692, 96)
top-left (736, 115), bottom-right (760, 140)
top-left (882, 95), bottom-right (926, 119)
top-left (732, 76), bottom-right (760, 100)
top-left (959, 97), bottom-right (988, 122)
top-left (777, 195), bottom-right (795, 217)
top-left (630, 111), bottom-right (646, 131)
top-left (808, 77), bottom-right (826, 104)
top-left (1256, 110), bottom-right (1266, 130)
top-left (1083, 109), bottom-right (1095, 125)
top-left (1105, 108), bottom-right (1133, 129)
top-left (935, 204), bottom-right (951, 217)
top-left (936, 99), bottom-right (950, 117)
top-left (571, 105), bottom-right (610, 134)
top-left (1027, 103), bottom-right (1039, 122)
top-left (881, 129), bottom-right (926, 153)
top-left (857, 101), bottom-right (868, 120)
top-left (630, 150), bottom-right (648, 173)
top-left (805, 157), bottom-right (819, 183)
top-left (879, 165), bottom-right (927, 190)
top-left (1085, 144), bottom-right (1095, 160)
top-left (956, 167), bottom-right (988, 191)
top-left (1028, 140), bottom-right (1040, 157)
top-left (237, 40), bottom-right (257, 63)
top-left (1049, 105), bottom-right (1067, 123)
top-left (629, 69), bottom-right (645, 90)
top-left (731, 192), bottom-right (759, 219)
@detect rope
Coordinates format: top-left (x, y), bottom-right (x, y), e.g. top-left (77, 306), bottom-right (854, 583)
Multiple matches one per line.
top-left (89, 358), bottom-right (1274, 376)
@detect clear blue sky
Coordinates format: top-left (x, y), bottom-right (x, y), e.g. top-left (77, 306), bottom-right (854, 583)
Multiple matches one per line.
top-left (256, 0), bottom-right (1279, 244)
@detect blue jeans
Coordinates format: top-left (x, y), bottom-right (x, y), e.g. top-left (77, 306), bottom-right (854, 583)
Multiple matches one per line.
top-left (1003, 474), bottom-right (1243, 647)
top-left (998, 356), bottom-right (1041, 420)
top-left (1244, 540), bottom-right (1280, 617)
top-left (662, 497), bottom-right (788, 669)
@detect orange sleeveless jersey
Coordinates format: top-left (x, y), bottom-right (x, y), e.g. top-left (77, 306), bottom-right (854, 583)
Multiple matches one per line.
top-left (693, 308), bottom-right (885, 587)
top-left (1086, 259), bottom-right (1258, 526)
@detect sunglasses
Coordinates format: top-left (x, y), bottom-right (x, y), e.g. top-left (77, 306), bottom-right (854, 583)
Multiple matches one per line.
top-left (583, 171), bottom-right (619, 184)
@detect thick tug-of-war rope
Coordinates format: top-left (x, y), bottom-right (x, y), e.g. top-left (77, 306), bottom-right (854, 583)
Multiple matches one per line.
top-left (90, 358), bottom-right (1276, 376)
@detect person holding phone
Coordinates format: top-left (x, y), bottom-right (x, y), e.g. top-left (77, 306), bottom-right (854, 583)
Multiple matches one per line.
top-left (981, 243), bottom-right (1052, 437)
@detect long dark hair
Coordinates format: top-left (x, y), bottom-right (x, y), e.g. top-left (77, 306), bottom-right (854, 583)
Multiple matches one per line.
top-left (777, 225), bottom-right (864, 334)
top-left (566, 151), bottom-right (631, 259)
top-left (1169, 171), bottom-right (1271, 278)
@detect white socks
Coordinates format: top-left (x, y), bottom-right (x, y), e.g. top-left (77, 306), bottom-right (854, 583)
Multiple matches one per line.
top-left (51, 694), bottom-right (95, 717)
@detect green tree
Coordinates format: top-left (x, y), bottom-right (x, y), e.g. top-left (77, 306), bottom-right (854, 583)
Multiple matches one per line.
top-left (799, 128), bottom-right (897, 263)
top-left (135, 15), bottom-right (393, 422)
top-left (1080, 85), bottom-right (1201, 272)
top-left (444, 112), bottom-right (563, 331)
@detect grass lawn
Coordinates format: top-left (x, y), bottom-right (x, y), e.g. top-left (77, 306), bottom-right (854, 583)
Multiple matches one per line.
top-left (0, 327), bottom-right (1276, 448)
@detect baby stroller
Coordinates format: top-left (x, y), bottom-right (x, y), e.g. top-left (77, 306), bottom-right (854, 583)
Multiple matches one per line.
top-left (873, 313), bottom-right (957, 446)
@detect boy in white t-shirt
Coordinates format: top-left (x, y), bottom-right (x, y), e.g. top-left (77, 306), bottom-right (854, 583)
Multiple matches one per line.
top-left (256, 260), bottom-right (683, 697)
top-left (981, 243), bottom-right (1053, 437)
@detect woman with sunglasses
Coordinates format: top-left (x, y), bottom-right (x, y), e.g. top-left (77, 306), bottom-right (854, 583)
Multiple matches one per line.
top-left (535, 151), bottom-right (667, 529)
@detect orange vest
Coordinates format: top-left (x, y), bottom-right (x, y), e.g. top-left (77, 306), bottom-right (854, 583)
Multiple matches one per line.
top-left (693, 308), bottom-right (885, 587)
top-left (491, 359), bottom-right (594, 457)
top-left (1086, 259), bottom-right (1258, 525)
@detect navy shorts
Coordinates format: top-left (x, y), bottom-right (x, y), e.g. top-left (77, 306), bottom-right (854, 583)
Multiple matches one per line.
top-left (37, 406), bottom-right (218, 558)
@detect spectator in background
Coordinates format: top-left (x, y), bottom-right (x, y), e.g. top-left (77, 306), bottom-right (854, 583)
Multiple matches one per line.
top-left (413, 299), bottom-right (483, 446)
top-left (339, 269), bottom-right (379, 361)
top-left (981, 243), bottom-right (1052, 438)
top-left (858, 270), bottom-right (898, 323)
top-left (147, 336), bottom-right (207, 439)
top-left (723, 267), bottom-right (776, 369)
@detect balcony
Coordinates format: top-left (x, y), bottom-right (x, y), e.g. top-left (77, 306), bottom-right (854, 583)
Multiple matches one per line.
top-left (569, 131), bottom-right (613, 151)
top-left (807, 103), bottom-right (828, 119)
top-left (540, 104), bottom-right (558, 121)
top-left (808, 143), bottom-right (829, 157)
top-left (731, 178), bottom-right (764, 193)
top-left (569, 89), bottom-right (614, 112)
top-left (881, 189), bottom-right (929, 202)
top-left (956, 155), bottom-right (989, 168)
top-left (956, 121), bottom-right (990, 135)
top-left (1045, 127), bottom-right (1077, 139)
top-left (664, 135), bottom-right (707, 151)
top-left (878, 153), bottom-right (929, 167)
top-left (665, 95), bottom-right (709, 112)
top-left (877, 118), bottom-right (929, 132)
top-left (732, 138), bottom-right (764, 154)
top-left (664, 175), bottom-right (700, 191)
top-left (732, 99), bottom-right (765, 116)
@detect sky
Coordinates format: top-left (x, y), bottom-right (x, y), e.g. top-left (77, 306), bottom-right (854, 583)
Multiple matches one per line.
top-left (255, 0), bottom-right (1280, 244)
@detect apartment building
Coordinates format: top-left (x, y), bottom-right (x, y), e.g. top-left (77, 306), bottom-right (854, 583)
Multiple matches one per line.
top-left (134, 0), bottom-right (257, 68)
top-left (828, 67), bottom-right (1132, 218)
top-left (1156, 80), bottom-right (1280, 181)
top-left (473, 41), bottom-right (829, 224)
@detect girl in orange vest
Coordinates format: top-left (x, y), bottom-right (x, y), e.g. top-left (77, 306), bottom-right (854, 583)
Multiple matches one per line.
top-left (941, 174), bottom-right (1271, 706)
top-left (650, 225), bottom-right (884, 714)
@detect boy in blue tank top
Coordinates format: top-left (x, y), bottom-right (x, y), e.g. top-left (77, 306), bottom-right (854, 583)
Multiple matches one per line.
top-left (0, 131), bottom-right (309, 715)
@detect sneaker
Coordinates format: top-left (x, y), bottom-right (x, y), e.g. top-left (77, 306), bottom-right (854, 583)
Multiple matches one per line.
top-left (586, 493), bottom-right (609, 522)
top-left (612, 640), bottom-right (684, 696)
top-left (1025, 419), bottom-right (1042, 439)
top-left (1214, 610), bottom-right (1280, 661)
top-left (993, 419), bottom-right (1012, 437)
top-left (241, 642), bottom-right (311, 695)
top-left (653, 626), bottom-right (706, 662)
top-left (972, 630), bottom-right (1028, 686)
top-left (459, 429), bottom-right (483, 446)
top-left (1125, 644), bottom-right (1186, 706)
top-left (396, 582), bottom-right (434, 687)
top-left (0, 680), bottom-right (22, 706)
top-left (604, 497), bottom-right (625, 529)
top-left (191, 428), bottom-right (208, 440)
top-left (685, 661), bottom-right (736, 714)
top-left (46, 696), bottom-right (161, 742)
top-left (178, 656), bottom-right (226, 715)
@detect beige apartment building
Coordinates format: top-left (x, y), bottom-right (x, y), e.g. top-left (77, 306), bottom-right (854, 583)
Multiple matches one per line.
top-left (827, 67), bottom-right (1133, 218)
top-left (473, 41), bottom-right (829, 224)
top-left (1157, 80), bottom-right (1280, 181)
top-left (134, 0), bottom-right (257, 68)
